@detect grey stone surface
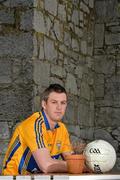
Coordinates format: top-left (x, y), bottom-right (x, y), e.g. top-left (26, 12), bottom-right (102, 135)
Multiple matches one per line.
top-left (94, 23), bottom-right (104, 48)
top-left (0, 33), bottom-right (33, 57)
top-left (0, 59), bottom-right (12, 83)
top-left (65, 73), bottom-right (78, 95)
top-left (0, 9), bottom-right (14, 24)
top-left (1, 0), bottom-right (120, 173)
top-left (81, 40), bottom-right (87, 54)
top-left (105, 32), bottom-right (120, 45)
top-left (81, 81), bottom-right (90, 100)
top-left (44, 37), bottom-right (57, 61)
top-left (51, 65), bottom-right (66, 78)
top-left (0, 122), bottom-right (10, 140)
top-left (20, 9), bottom-right (33, 31)
top-left (2, 0), bottom-right (33, 7)
top-left (58, 4), bottom-right (66, 22)
top-left (33, 10), bottom-right (45, 33)
top-left (33, 61), bottom-right (50, 87)
top-left (44, 0), bottom-right (57, 16)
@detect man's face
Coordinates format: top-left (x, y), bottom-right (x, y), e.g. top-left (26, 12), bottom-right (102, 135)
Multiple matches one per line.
top-left (42, 92), bottom-right (67, 122)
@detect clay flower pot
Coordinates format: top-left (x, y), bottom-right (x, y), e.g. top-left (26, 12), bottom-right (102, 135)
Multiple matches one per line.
top-left (65, 154), bottom-right (85, 174)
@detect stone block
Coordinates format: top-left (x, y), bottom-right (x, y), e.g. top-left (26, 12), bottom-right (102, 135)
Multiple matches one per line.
top-left (52, 19), bottom-right (63, 41)
top-left (33, 61), bottom-right (50, 86)
top-left (78, 127), bottom-right (94, 140)
top-left (94, 23), bottom-right (104, 48)
top-left (0, 122), bottom-right (10, 140)
top-left (89, 0), bottom-right (94, 8)
top-left (94, 55), bottom-right (116, 74)
top-left (67, 125), bottom-right (81, 137)
top-left (80, 1), bottom-right (90, 14)
top-left (0, 87), bottom-right (32, 122)
top-left (95, 0), bottom-right (118, 23)
top-left (0, 32), bottom-right (33, 58)
top-left (95, 84), bottom-right (104, 98)
top-left (51, 65), bottom-right (66, 78)
top-left (65, 73), bottom-right (77, 95)
top-left (64, 31), bottom-right (71, 48)
top-left (105, 32), bottom-right (120, 45)
top-left (72, 9), bottom-right (79, 26)
top-left (44, 15), bottom-right (52, 36)
top-left (78, 102), bottom-right (90, 126)
top-left (33, 10), bottom-right (45, 33)
top-left (2, 0), bottom-right (33, 7)
top-left (96, 107), bottom-right (120, 126)
top-left (0, 59), bottom-right (11, 83)
top-left (0, 154), bottom-right (4, 174)
top-left (0, 140), bottom-right (9, 154)
top-left (58, 4), bottom-right (66, 22)
top-left (0, 9), bottom-right (14, 24)
top-left (44, 0), bottom-right (57, 16)
top-left (44, 37), bottom-right (57, 61)
top-left (94, 128), bottom-right (118, 149)
top-left (112, 128), bottom-right (120, 141)
top-left (50, 77), bottom-right (63, 86)
top-left (80, 81), bottom-right (90, 100)
top-left (72, 38), bottom-right (79, 52)
top-left (81, 40), bottom-right (87, 55)
top-left (20, 10), bottom-right (33, 31)
top-left (75, 66), bottom-right (83, 79)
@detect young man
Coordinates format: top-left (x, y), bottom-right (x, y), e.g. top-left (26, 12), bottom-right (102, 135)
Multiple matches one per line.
top-left (2, 84), bottom-right (73, 175)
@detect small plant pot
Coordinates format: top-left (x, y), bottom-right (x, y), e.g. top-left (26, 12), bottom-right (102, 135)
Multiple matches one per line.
top-left (65, 154), bottom-right (85, 174)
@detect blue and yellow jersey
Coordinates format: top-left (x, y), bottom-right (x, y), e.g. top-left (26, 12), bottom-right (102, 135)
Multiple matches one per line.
top-left (2, 111), bottom-right (72, 175)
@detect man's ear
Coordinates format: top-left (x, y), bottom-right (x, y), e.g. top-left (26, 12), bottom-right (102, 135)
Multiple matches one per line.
top-left (42, 100), bottom-right (46, 110)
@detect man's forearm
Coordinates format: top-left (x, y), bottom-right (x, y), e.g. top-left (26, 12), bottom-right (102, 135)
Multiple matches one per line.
top-left (45, 159), bottom-right (68, 173)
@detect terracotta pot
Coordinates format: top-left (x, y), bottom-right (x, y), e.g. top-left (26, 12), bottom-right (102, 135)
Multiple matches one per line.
top-left (65, 154), bottom-right (85, 174)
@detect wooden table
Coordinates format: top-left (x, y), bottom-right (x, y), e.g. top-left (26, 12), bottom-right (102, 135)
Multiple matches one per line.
top-left (0, 174), bottom-right (120, 180)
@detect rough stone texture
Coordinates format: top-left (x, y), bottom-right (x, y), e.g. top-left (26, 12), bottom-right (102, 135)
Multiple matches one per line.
top-left (0, 0), bottom-right (34, 172)
top-left (0, 33), bottom-right (33, 58)
top-left (94, 0), bottom-right (120, 172)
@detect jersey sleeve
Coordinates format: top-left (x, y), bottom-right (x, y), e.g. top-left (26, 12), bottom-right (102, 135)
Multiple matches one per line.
top-left (20, 113), bottom-right (48, 152)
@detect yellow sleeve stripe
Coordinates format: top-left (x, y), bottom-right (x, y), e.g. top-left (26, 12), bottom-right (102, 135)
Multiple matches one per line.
top-left (35, 116), bottom-right (45, 148)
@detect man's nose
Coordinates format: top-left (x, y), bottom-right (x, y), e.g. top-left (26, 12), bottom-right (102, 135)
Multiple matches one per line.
top-left (56, 103), bottom-right (62, 110)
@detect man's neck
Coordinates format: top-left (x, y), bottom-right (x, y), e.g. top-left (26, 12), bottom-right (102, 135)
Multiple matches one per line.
top-left (43, 110), bottom-right (57, 130)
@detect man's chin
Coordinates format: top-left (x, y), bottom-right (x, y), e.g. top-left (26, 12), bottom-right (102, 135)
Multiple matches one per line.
top-left (54, 118), bottom-right (62, 122)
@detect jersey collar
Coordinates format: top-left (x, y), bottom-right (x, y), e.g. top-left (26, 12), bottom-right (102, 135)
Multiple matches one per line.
top-left (41, 110), bottom-right (60, 130)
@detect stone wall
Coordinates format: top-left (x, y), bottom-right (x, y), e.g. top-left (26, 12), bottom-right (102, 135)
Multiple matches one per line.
top-left (32, 0), bottom-right (95, 145)
top-left (94, 0), bottom-right (120, 172)
top-left (0, 0), bottom-right (95, 173)
top-left (0, 0), bottom-right (34, 172)
top-left (0, 0), bottom-right (120, 174)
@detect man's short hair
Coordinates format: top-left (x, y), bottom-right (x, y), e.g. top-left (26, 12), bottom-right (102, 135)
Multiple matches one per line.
top-left (41, 84), bottom-right (67, 102)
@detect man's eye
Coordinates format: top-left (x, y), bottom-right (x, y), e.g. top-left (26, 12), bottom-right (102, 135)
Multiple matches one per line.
top-left (62, 102), bottom-right (67, 105)
top-left (52, 101), bottom-right (56, 104)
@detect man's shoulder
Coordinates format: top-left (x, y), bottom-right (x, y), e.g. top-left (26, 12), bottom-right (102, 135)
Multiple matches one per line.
top-left (19, 112), bottom-right (42, 127)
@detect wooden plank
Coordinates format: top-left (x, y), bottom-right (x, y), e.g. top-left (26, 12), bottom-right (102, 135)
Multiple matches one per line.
top-left (69, 175), bottom-right (120, 180)
top-left (0, 176), bottom-right (13, 180)
top-left (53, 175), bottom-right (69, 180)
top-left (16, 176), bottom-right (31, 180)
top-left (34, 175), bottom-right (50, 180)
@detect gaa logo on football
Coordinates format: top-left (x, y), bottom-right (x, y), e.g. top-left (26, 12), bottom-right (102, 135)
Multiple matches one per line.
top-left (89, 148), bottom-right (101, 154)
